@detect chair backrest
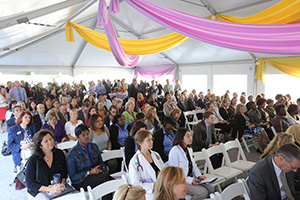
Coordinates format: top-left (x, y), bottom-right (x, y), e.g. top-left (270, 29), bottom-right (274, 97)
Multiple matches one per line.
top-left (193, 151), bottom-right (208, 174)
top-left (87, 178), bottom-right (127, 200)
top-left (101, 149), bottom-right (123, 161)
top-left (101, 147), bottom-right (127, 172)
top-left (57, 140), bottom-right (77, 150)
top-left (183, 111), bottom-right (197, 122)
top-left (193, 109), bottom-right (205, 121)
top-left (238, 178), bottom-right (250, 197)
top-left (202, 145), bottom-right (232, 174)
top-left (216, 182), bottom-right (250, 200)
top-left (222, 139), bottom-right (247, 161)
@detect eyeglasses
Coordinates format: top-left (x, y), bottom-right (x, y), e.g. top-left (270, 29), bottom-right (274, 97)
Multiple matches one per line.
top-left (123, 184), bottom-right (132, 200)
top-left (287, 160), bottom-right (298, 170)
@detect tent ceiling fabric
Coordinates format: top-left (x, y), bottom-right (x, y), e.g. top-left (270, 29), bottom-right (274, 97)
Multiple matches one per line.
top-left (0, 0), bottom-right (292, 68)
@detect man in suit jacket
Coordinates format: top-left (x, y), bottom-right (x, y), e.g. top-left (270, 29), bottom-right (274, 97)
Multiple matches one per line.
top-left (248, 144), bottom-right (300, 200)
top-left (192, 111), bottom-right (217, 152)
top-left (128, 79), bottom-right (139, 100)
top-left (186, 93), bottom-right (197, 111)
top-left (77, 102), bottom-right (90, 123)
top-left (177, 95), bottom-right (187, 112)
top-left (192, 111), bottom-right (222, 169)
top-left (57, 103), bottom-right (69, 126)
top-left (33, 104), bottom-right (46, 131)
top-left (6, 105), bottom-right (22, 130)
top-left (197, 93), bottom-right (206, 109)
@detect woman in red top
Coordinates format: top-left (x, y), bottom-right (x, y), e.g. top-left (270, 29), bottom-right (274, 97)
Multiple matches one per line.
top-left (137, 93), bottom-right (148, 109)
top-left (96, 101), bottom-right (107, 120)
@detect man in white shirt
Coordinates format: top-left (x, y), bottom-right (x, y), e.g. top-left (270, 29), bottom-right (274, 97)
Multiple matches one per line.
top-left (163, 79), bottom-right (173, 94)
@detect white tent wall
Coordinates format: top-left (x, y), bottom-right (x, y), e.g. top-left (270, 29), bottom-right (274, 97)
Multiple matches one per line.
top-left (178, 61), bottom-right (256, 96)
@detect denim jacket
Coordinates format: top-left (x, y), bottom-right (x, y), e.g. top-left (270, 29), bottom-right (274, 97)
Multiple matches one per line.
top-left (67, 142), bottom-right (104, 184)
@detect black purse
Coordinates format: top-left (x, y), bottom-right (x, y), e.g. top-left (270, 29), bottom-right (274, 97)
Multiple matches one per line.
top-left (13, 161), bottom-right (28, 190)
top-left (1, 141), bottom-right (11, 156)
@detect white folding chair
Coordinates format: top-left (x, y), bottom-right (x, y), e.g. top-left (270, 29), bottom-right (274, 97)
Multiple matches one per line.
top-left (57, 140), bottom-right (77, 150)
top-left (221, 139), bottom-right (255, 172)
top-left (101, 147), bottom-right (127, 178)
top-left (214, 181), bottom-right (250, 200)
top-left (193, 151), bottom-right (226, 192)
top-left (238, 178), bottom-right (250, 197)
top-left (183, 111), bottom-right (198, 133)
top-left (193, 109), bottom-right (205, 121)
top-left (271, 126), bottom-right (277, 136)
top-left (87, 177), bottom-right (127, 200)
top-left (202, 146), bottom-right (243, 182)
top-left (236, 130), bottom-right (258, 153)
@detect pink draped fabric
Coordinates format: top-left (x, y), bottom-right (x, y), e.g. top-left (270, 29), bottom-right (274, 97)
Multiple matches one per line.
top-left (134, 65), bottom-right (177, 82)
top-left (109, 0), bottom-right (120, 14)
top-left (125, 0), bottom-right (300, 55)
top-left (97, 0), bottom-right (139, 67)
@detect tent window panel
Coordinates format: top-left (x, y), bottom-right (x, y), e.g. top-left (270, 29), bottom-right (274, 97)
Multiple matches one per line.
top-left (213, 74), bottom-right (247, 96)
top-left (182, 75), bottom-right (207, 94)
top-left (264, 74), bottom-right (300, 101)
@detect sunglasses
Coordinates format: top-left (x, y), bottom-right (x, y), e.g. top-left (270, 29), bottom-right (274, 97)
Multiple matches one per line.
top-left (123, 184), bottom-right (132, 200)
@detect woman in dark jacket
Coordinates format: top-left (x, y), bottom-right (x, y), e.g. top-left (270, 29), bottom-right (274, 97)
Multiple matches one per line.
top-left (26, 130), bottom-right (67, 199)
top-left (124, 121), bottom-right (147, 167)
top-left (109, 114), bottom-right (131, 150)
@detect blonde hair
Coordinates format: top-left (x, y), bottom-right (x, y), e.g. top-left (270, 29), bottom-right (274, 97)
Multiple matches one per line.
top-left (112, 184), bottom-right (146, 200)
top-left (153, 166), bottom-right (185, 200)
top-left (221, 98), bottom-right (229, 108)
top-left (261, 132), bottom-right (294, 158)
top-left (234, 104), bottom-right (246, 116)
top-left (170, 108), bottom-right (182, 117)
top-left (145, 106), bottom-right (157, 122)
top-left (45, 109), bottom-right (59, 121)
top-left (286, 125), bottom-right (300, 144)
top-left (135, 130), bottom-right (152, 150)
top-left (114, 98), bottom-right (123, 106)
top-left (137, 93), bottom-right (143, 100)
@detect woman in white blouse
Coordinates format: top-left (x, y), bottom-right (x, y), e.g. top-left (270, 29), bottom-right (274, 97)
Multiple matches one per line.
top-left (64, 109), bottom-right (83, 141)
top-left (128, 130), bottom-right (164, 200)
top-left (169, 128), bottom-right (214, 199)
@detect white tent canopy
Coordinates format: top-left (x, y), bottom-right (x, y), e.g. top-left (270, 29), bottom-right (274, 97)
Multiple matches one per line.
top-left (0, 0), bottom-right (296, 97)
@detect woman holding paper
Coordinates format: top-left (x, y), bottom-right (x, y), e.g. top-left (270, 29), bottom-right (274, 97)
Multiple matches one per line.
top-left (168, 128), bottom-right (214, 200)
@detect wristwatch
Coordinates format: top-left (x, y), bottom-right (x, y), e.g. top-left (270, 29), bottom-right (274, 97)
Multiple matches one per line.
top-left (87, 171), bottom-right (90, 176)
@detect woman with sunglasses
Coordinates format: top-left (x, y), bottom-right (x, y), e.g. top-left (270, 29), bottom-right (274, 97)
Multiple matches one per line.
top-left (128, 130), bottom-right (164, 200)
top-left (113, 184), bottom-right (146, 200)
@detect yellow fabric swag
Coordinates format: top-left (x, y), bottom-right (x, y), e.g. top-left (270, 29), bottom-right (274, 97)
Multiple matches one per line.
top-left (215, 0), bottom-right (300, 24)
top-left (66, 22), bottom-right (189, 55)
top-left (256, 57), bottom-right (300, 83)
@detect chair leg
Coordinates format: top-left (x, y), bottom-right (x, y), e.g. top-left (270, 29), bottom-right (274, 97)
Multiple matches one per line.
top-left (242, 137), bottom-right (250, 153)
top-left (252, 137), bottom-right (259, 149)
top-left (234, 176), bottom-right (238, 182)
top-left (216, 184), bottom-right (222, 193)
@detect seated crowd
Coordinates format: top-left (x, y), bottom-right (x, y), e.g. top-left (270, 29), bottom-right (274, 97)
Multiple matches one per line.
top-left (1, 78), bottom-right (300, 200)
